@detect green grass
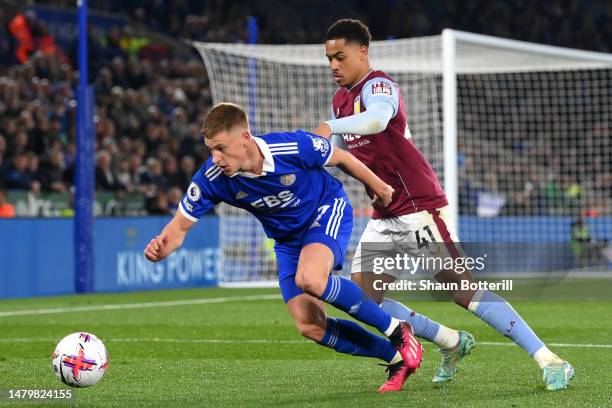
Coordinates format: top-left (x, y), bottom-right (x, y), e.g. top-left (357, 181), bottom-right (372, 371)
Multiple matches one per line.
top-left (0, 287), bottom-right (611, 407)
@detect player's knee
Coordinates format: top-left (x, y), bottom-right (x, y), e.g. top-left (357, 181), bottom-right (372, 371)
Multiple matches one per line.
top-left (295, 269), bottom-right (326, 297)
top-left (295, 321), bottom-right (325, 342)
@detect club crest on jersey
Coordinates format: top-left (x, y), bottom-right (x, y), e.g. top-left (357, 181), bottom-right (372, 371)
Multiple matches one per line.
top-left (187, 182), bottom-right (201, 201)
top-left (372, 81), bottom-right (392, 96)
top-left (309, 135), bottom-right (330, 157)
top-left (235, 191), bottom-right (248, 200)
top-left (280, 174), bottom-right (296, 186)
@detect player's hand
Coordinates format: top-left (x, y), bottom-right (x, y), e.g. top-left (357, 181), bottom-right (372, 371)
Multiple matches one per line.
top-left (312, 122), bottom-right (332, 139)
top-left (372, 183), bottom-right (394, 207)
top-left (144, 235), bottom-right (169, 262)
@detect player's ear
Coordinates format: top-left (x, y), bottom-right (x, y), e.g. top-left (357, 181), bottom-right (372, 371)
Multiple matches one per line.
top-left (360, 45), bottom-right (368, 59)
top-left (241, 130), bottom-right (251, 146)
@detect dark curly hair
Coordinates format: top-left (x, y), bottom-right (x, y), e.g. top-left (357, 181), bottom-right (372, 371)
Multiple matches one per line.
top-left (325, 19), bottom-right (371, 46)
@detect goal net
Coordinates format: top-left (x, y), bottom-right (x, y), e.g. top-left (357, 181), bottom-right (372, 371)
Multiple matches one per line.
top-left (194, 30), bottom-right (612, 286)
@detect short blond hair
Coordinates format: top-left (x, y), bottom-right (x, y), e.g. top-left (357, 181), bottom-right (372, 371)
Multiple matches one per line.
top-left (201, 102), bottom-right (249, 139)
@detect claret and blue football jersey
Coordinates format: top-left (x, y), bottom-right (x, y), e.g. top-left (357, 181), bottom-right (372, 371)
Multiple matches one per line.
top-left (179, 130), bottom-right (343, 242)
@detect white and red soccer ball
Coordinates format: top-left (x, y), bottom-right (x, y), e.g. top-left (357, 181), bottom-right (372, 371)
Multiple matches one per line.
top-left (51, 332), bottom-right (109, 387)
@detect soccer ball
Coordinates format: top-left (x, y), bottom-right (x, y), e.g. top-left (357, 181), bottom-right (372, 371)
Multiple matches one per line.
top-left (51, 332), bottom-right (109, 388)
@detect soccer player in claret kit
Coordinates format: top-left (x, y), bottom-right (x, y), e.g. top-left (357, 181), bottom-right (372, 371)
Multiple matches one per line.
top-left (145, 102), bottom-right (423, 392)
top-left (315, 19), bottom-right (573, 390)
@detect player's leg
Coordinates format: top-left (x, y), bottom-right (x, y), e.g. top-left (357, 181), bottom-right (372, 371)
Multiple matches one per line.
top-left (294, 198), bottom-right (399, 336)
top-left (295, 196), bottom-right (423, 391)
top-left (352, 271), bottom-right (461, 349)
top-left (294, 242), bottom-right (422, 392)
top-left (429, 206), bottom-right (572, 390)
top-left (295, 242), bottom-right (400, 337)
top-left (277, 241), bottom-right (415, 392)
top-left (351, 216), bottom-right (472, 383)
top-left (277, 241), bottom-right (401, 363)
top-left (351, 219), bottom-right (462, 350)
top-left (285, 292), bottom-right (401, 363)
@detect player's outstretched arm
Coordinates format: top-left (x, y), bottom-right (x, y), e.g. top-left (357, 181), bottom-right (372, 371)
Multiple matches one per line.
top-left (313, 102), bottom-right (394, 139)
top-left (144, 211), bottom-right (195, 262)
top-left (326, 147), bottom-right (394, 207)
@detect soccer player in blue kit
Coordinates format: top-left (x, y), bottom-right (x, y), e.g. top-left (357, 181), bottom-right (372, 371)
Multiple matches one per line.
top-left (144, 102), bottom-right (423, 392)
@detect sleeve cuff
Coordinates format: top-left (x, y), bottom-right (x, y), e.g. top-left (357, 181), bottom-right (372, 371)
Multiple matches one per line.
top-left (325, 120), bottom-right (336, 135)
top-left (179, 202), bottom-right (199, 222)
top-left (323, 144), bottom-right (335, 166)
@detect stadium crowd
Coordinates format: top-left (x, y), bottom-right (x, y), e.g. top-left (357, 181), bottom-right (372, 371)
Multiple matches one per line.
top-left (0, 0), bottom-right (610, 217)
top-left (33, 0), bottom-right (612, 52)
top-left (0, 5), bottom-right (214, 215)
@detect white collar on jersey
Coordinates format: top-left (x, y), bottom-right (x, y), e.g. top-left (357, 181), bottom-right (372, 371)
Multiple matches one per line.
top-left (231, 136), bottom-right (275, 178)
top-left (347, 68), bottom-right (375, 92)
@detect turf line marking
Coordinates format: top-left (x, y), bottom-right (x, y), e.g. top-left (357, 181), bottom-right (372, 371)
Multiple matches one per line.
top-left (0, 337), bottom-right (611, 349)
top-left (0, 294), bottom-right (282, 318)
top-left (478, 341), bottom-right (612, 349)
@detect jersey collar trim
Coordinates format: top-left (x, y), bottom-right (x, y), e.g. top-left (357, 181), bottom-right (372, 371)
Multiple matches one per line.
top-left (347, 68), bottom-right (374, 92)
top-left (231, 136), bottom-right (275, 178)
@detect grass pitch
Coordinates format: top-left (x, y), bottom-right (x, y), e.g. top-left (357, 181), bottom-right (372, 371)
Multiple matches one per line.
top-left (0, 287), bottom-right (611, 407)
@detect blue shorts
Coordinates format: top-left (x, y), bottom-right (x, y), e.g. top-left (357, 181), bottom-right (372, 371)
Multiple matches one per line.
top-left (276, 194), bottom-right (353, 303)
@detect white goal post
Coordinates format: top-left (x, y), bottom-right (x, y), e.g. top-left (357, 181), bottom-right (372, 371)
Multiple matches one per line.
top-left (442, 29), bottom-right (612, 229)
top-left (194, 30), bottom-right (612, 287)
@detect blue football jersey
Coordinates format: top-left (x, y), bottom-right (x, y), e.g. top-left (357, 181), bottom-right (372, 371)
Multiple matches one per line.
top-left (179, 130), bottom-right (345, 242)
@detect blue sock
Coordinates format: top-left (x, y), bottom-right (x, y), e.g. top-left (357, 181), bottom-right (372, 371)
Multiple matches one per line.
top-left (471, 290), bottom-right (544, 356)
top-left (381, 298), bottom-right (440, 343)
top-left (321, 275), bottom-right (393, 334)
top-left (319, 317), bottom-right (397, 362)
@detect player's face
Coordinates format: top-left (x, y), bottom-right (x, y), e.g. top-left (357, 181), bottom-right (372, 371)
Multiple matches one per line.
top-left (206, 127), bottom-right (250, 176)
top-left (325, 39), bottom-right (368, 88)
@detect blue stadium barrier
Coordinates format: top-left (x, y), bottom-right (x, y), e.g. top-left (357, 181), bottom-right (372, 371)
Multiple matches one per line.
top-left (0, 218), bottom-right (75, 298)
top-left (459, 216), bottom-right (612, 242)
top-left (0, 217), bottom-right (219, 299)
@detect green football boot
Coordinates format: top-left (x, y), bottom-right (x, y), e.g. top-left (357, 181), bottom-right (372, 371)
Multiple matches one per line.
top-left (432, 331), bottom-right (476, 383)
top-left (543, 361), bottom-right (574, 391)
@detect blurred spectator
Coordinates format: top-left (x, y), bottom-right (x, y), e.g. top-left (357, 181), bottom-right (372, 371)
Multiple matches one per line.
top-left (8, 11), bottom-right (36, 63)
top-left (36, 21), bottom-right (66, 61)
top-left (95, 150), bottom-right (125, 191)
top-left (38, 148), bottom-right (67, 192)
top-left (103, 26), bottom-right (127, 62)
top-left (145, 189), bottom-right (170, 215)
top-left (8, 10), bottom-right (66, 64)
top-left (128, 155), bottom-right (144, 185)
top-left (140, 157), bottom-right (168, 192)
top-left (9, 131), bottom-right (29, 157)
top-left (116, 156), bottom-right (136, 192)
top-left (163, 156), bottom-right (182, 188)
top-left (24, 152), bottom-right (41, 193)
top-left (3, 154), bottom-right (34, 190)
top-left (571, 215), bottom-right (610, 268)
top-left (119, 25), bottom-right (150, 57)
top-left (177, 155), bottom-right (195, 192)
